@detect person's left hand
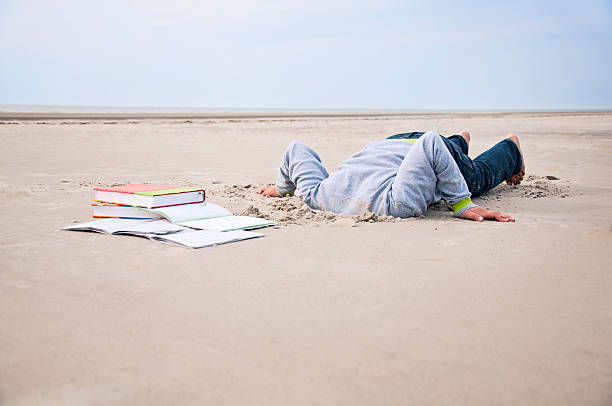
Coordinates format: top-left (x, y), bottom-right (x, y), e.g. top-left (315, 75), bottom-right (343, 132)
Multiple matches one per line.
top-left (459, 206), bottom-right (515, 222)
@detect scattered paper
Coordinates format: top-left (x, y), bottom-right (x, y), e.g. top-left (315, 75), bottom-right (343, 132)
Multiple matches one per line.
top-left (150, 229), bottom-right (264, 248)
top-left (62, 218), bottom-right (187, 235)
top-left (65, 202), bottom-right (270, 249)
top-left (179, 215), bottom-right (276, 231)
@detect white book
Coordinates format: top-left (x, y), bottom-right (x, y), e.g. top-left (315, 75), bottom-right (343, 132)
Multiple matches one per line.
top-left (150, 202), bottom-right (276, 231)
top-left (150, 229), bottom-right (264, 248)
top-left (62, 218), bottom-right (188, 235)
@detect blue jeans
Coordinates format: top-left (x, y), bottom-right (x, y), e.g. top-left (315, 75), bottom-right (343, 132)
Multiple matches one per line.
top-left (386, 132), bottom-right (523, 197)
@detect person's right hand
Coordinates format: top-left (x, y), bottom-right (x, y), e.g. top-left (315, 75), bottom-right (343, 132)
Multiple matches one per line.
top-left (258, 185), bottom-right (281, 197)
top-left (459, 206), bottom-right (515, 222)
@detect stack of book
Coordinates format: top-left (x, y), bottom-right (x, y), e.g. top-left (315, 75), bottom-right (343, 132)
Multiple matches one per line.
top-left (63, 184), bottom-right (276, 248)
top-left (91, 184), bottom-right (206, 219)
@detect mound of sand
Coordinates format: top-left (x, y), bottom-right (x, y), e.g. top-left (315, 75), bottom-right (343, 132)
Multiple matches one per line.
top-left (476, 174), bottom-right (570, 203)
top-left (220, 185), bottom-right (406, 226)
top-left (198, 174), bottom-right (571, 227)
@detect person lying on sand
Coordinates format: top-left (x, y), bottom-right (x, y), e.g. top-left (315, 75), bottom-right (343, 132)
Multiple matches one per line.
top-left (259, 130), bottom-right (525, 222)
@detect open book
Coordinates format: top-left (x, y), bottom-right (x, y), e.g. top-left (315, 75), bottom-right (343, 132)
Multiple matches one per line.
top-left (149, 202), bottom-right (276, 231)
top-left (62, 218), bottom-right (187, 235)
top-left (150, 229), bottom-right (263, 248)
top-left (62, 218), bottom-right (263, 248)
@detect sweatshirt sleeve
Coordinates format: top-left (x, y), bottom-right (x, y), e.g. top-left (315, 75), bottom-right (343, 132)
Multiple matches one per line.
top-left (449, 196), bottom-right (478, 217)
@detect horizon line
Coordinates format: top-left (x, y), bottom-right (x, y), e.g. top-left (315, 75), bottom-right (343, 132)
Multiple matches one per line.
top-left (1, 104), bottom-right (611, 121)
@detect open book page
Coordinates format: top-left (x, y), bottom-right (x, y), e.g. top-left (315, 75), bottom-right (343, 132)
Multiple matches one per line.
top-left (150, 229), bottom-right (264, 248)
top-left (112, 219), bottom-right (188, 235)
top-left (178, 216), bottom-right (276, 231)
top-left (63, 219), bottom-right (187, 235)
top-left (62, 218), bottom-right (150, 234)
top-left (150, 202), bottom-right (232, 223)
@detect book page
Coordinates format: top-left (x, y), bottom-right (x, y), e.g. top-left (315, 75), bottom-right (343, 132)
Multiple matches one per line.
top-left (62, 218), bottom-right (151, 234)
top-left (151, 229), bottom-right (264, 248)
top-left (178, 216), bottom-right (276, 231)
top-left (150, 202), bottom-right (232, 223)
top-left (62, 219), bottom-right (186, 235)
top-left (112, 219), bottom-right (188, 235)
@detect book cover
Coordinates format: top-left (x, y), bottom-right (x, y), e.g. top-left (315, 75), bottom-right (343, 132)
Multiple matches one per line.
top-left (93, 184), bottom-right (174, 194)
top-left (93, 184), bottom-right (205, 208)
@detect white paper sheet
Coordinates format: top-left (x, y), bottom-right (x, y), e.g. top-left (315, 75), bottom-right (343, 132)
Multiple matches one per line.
top-left (178, 216), bottom-right (276, 231)
top-left (62, 218), bottom-right (150, 234)
top-left (150, 229), bottom-right (264, 248)
top-left (113, 219), bottom-right (188, 235)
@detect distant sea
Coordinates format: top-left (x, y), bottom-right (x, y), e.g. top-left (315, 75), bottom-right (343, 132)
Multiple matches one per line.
top-left (0, 105), bottom-right (609, 120)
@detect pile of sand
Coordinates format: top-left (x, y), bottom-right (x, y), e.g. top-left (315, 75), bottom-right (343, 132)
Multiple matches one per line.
top-left (200, 173), bottom-right (570, 226)
top-left (217, 185), bottom-right (406, 226)
top-left (476, 174), bottom-right (570, 203)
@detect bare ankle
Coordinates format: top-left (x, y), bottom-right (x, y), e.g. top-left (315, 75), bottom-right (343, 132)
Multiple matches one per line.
top-left (459, 130), bottom-right (471, 145)
top-left (505, 133), bottom-right (525, 178)
top-left (507, 133), bottom-right (519, 145)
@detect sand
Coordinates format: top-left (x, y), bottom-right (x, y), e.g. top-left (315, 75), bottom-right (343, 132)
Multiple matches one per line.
top-left (1, 111), bottom-right (611, 405)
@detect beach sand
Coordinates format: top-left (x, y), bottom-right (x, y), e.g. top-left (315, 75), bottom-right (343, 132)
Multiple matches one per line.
top-left (1, 111), bottom-right (611, 405)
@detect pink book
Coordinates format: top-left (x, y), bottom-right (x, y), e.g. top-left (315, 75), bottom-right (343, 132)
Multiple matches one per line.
top-left (93, 184), bottom-right (205, 208)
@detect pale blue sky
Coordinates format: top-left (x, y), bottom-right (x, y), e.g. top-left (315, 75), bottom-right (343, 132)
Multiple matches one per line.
top-left (1, 0), bottom-right (611, 109)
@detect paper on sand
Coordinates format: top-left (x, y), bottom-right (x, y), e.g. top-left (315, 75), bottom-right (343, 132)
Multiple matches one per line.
top-left (150, 229), bottom-right (264, 248)
top-left (179, 215), bottom-right (276, 231)
top-left (63, 218), bottom-right (265, 248)
top-left (62, 218), bottom-right (187, 235)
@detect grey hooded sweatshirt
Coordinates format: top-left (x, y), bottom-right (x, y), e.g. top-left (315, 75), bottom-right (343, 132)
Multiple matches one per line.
top-left (275, 131), bottom-right (476, 218)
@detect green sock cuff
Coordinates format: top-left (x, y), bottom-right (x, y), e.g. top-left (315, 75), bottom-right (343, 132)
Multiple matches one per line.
top-left (451, 197), bottom-right (474, 216)
top-left (277, 189), bottom-right (295, 197)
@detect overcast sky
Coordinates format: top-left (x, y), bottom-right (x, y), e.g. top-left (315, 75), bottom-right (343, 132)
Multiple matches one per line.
top-left (1, 0), bottom-right (610, 109)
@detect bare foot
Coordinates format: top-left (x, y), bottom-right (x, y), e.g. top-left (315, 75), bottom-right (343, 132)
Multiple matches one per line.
top-left (505, 133), bottom-right (525, 185)
top-left (258, 185), bottom-right (281, 197)
top-left (459, 130), bottom-right (471, 146)
top-left (459, 206), bottom-right (515, 222)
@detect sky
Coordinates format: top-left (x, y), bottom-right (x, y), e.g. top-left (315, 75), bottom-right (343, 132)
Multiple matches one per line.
top-left (0, 0), bottom-right (611, 109)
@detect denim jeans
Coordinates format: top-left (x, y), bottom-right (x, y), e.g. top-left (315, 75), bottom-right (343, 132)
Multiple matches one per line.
top-left (386, 132), bottom-right (523, 197)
